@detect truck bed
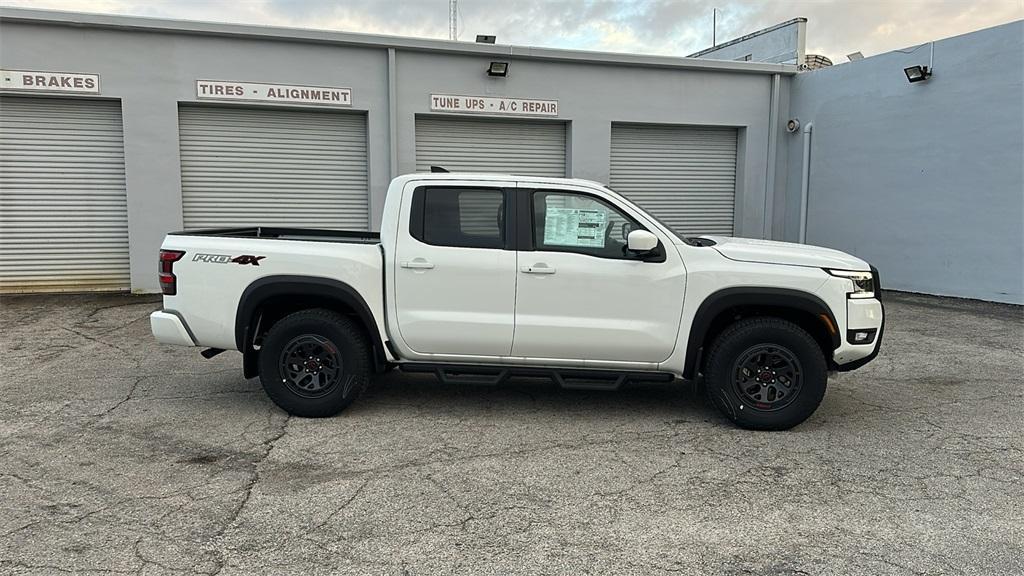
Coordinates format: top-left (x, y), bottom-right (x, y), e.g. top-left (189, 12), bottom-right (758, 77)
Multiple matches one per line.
top-left (169, 227), bottom-right (380, 244)
top-left (160, 225), bottom-right (386, 352)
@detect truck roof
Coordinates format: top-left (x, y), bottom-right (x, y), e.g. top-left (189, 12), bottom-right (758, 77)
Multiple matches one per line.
top-left (393, 172), bottom-right (606, 189)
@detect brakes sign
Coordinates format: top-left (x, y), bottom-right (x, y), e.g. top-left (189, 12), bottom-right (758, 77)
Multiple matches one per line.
top-left (193, 253), bottom-right (265, 266)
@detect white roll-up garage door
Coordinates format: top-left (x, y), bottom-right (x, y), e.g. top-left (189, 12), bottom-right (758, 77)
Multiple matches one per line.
top-left (415, 116), bottom-right (566, 177)
top-left (610, 123), bottom-right (738, 236)
top-left (0, 96), bottom-right (130, 293)
top-left (179, 106), bottom-right (368, 230)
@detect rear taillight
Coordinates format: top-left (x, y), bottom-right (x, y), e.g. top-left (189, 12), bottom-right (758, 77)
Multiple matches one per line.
top-left (159, 250), bottom-right (185, 295)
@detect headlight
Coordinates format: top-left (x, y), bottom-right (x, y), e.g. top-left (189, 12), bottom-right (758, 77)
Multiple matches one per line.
top-left (826, 269), bottom-right (875, 299)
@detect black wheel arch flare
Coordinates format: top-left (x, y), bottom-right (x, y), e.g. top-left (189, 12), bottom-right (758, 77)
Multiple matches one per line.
top-left (235, 275), bottom-right (387, 378)
top-left (683, 287), bottom-right (841, 379)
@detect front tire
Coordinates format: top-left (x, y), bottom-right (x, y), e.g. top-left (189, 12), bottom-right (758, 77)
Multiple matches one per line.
top-left (258, 309), bottom-right (370, 417)
top-left (704, 317), bottom-right (827, 430)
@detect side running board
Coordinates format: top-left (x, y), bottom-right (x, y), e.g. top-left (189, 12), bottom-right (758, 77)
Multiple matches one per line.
top-left (398, 363), bottom-right (675, 391)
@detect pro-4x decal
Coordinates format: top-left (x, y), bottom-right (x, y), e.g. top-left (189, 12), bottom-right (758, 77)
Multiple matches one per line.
top-left (193, 253), bottom-right (266, 266)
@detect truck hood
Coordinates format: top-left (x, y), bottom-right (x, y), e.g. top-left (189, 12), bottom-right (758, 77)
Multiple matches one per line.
top-left (700, 236), bottom-right (870, 270)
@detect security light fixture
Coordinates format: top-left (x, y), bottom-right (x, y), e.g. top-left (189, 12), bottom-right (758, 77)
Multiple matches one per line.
top-left (786, 119), bottom-right (801, 133)
top-left (487, 61), bottom-right (509, 77)
top-left (904, 65), bottom-right (931, 83)
top-left (476, 35), bottom-right (496, 44)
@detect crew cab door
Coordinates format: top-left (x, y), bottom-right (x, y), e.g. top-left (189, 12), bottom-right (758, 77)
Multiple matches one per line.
top-left (392, 183), bottom-right (517, 357)
top-left (511, 185), bottom-right (686, 365)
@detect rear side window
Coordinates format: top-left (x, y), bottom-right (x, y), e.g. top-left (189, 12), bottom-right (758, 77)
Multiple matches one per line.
top-left (410, 187), bottom-right (506, 249)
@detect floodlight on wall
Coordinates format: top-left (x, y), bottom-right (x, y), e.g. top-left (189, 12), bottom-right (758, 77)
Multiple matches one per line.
top-left (476, 35), bottom-right (496, 44)
top-left (902, 41), bottom-right (935, 84)
top-left (786, 119), bottom-right (800, 133)
top-left (904, 65), bottom-right (932, 83)
top-left (487, 61), bottom-right (509, 77)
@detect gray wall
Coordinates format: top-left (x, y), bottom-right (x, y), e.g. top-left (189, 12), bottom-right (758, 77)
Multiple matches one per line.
top-left (395, 50), bottom-right (778, 236)
top-left (784, 21), bottom-right (1024, 304)
top-left (0, 21), bottom-right (391, 292)
top-left (691, 19), bottom-right (806, 65)
top-left (0, 11), bottom-right (787, 293)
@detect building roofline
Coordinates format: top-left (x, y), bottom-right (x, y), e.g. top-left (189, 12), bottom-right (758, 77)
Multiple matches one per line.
top-left (0, 7), bottom-right (798, 76)
top-left (688, 17), bottom-right (807, 58)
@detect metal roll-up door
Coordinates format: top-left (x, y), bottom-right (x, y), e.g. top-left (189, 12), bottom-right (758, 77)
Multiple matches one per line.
top-left (0, 96), bottom-right (129, 293)
top-left (610, 123), bottom-right (738, 236)
top-left (415, 116), bottom-right (566, 177)
top-left (179, 106), bottom-right (368, 230)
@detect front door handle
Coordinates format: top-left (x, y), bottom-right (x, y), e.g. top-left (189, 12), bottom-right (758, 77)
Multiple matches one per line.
top-left (401, 259), bottom-right (435, 270)
top-left (520, 264), bottom-right (556, 275)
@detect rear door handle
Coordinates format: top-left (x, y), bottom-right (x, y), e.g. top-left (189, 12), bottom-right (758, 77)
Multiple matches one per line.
top-left (401, 259), bottom-right (435, 270)
top-left (520, 265), bottom-right (556, 275)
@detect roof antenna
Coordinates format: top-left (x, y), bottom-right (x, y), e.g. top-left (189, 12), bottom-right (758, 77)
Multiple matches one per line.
top-left (449, 0), bottom-right (458, 41)
top-left (430, 166), bottom-right (450, 173)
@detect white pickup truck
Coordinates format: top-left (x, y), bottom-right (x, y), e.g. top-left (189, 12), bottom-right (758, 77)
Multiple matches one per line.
top-left (151, 172), bottom-right (883, 430)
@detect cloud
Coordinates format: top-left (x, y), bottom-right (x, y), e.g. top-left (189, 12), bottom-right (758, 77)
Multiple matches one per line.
top-left (1, 0), bottom-right (1020, 62)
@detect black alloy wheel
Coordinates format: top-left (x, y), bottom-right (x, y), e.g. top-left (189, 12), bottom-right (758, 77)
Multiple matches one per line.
top-left (703, 317), bottom-right (828, 430)
top-left (732, 344), bottom-right (803, 411)
top-left (279, 334), bottom-right (345, 398)
top-left (258, 309), bottom-right (370, 417)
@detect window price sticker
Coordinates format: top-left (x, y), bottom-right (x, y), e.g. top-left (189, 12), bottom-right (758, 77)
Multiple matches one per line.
top-left (543, 207), bottom-right (607, 248)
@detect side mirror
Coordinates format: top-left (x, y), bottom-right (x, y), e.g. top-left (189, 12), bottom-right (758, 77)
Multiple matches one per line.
top-left (627, 229), bottom-right (658, 252)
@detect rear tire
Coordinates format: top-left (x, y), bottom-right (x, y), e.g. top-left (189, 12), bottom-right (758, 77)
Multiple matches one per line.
top-left (258, 309), bottom-right (370, 417)
top-left (703, 317), bottom-right (827, 430)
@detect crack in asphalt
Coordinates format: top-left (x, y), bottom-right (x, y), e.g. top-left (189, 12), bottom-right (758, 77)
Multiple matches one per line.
top-left (96, 376), bottom-right (146, 417)
top-left (309, 478), bottom-right (372, 533)
top-left (202, 411), bottom-right (292, 575)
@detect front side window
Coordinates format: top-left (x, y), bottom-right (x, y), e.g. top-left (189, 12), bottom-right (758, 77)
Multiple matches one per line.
top-left (532, 191), bottom-right (640, 259)
top-left (411, 187), bottom-right (506, 249)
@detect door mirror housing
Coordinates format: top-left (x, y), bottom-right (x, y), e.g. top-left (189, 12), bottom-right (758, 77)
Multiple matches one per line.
top-left (627, 229), bottom-right (658, 253)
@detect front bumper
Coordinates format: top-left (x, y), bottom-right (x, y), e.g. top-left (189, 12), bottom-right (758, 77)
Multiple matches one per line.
top-left (150, 310), bottom-right (196, 346)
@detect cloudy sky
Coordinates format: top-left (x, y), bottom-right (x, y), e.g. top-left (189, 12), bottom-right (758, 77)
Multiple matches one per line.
top-left (2, 0), bottom-right (1021, 62)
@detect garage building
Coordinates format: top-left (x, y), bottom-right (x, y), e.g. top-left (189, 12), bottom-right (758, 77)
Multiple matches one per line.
top-left (3, 10), bottom-right (1020, 304)
top-left (0, 8), bottom-right (793, 294)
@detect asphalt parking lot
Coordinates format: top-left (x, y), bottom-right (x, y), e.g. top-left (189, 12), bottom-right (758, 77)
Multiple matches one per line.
top-left (1, 292), bottom-right (1021, 575)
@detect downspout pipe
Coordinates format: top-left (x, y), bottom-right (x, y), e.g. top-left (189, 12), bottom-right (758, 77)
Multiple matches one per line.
top-left (387, 47), bottom-right (398, 179)
top-left (798, 122), bottom-right (813, 244)
top-left (763, 73), bottom-right (780, 240)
